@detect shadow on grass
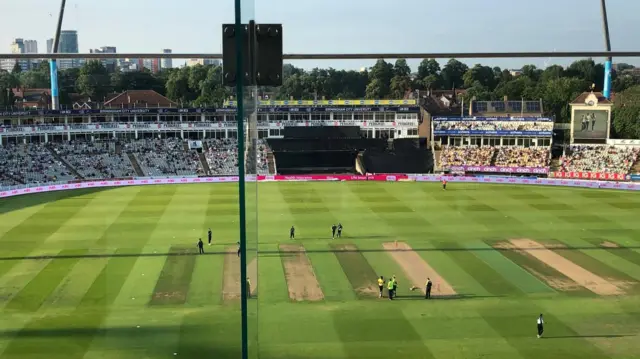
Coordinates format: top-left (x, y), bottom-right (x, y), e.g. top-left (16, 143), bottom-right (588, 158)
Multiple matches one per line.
top-left (0, 187), bottom-right (111, 215)
top-left (0, 324), bottom-right (306, 359)
top-left (394, 294), bottom-right (506, 300)
top-left (3, 245), bottom-right (640, 262)
top-left (543, 334), bottom-right (636, 339)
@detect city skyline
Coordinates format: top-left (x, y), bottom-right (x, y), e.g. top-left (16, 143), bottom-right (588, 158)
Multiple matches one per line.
top-left (1, 0), bottom-right (640, 71)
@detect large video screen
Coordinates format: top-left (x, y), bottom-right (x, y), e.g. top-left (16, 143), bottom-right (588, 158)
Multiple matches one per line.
top-left (572, 109), bottom-right (609, 139)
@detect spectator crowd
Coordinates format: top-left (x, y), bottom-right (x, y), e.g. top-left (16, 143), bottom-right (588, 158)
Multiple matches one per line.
top-left (561, 146), bottom-right (640, 175)
top-left (441, 146), bottom-right (551, 168)
top-left (440, 146), bottom-right (495, 167)
top-left (1, 138), bottom-right (274, 188)
top-left (435, 121), bottom-right (553, 132)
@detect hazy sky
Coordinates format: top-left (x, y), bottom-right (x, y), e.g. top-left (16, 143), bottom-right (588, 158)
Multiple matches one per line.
top-left (1, 0), bottom-right (639, 71)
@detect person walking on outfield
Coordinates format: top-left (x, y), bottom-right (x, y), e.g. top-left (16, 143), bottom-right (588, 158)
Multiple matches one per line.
top-left (331, 224), bottom-right (337, 239)
top-left (208, 228), bottom-right (212, 245)
top-left (237, 241), bottom-right (241, 257)
top-left (537, 314), bottom-right (544, 338)
top-left (387, 278), bottom-right (395, 300)
top-left (246, 278), bottom-right (252, 298)
top-left (337, 223), bottom-right (343, 238)
top-left (290, 226), bottom-right (295, 240)
top-left (377, 276), bottom-right (385, 298)
top-left (442, 179), bottom-right (447, 190)
top-left (425, 278), bottom-right (433, 299)
top-left (197, 238), bottom-right (204, 254)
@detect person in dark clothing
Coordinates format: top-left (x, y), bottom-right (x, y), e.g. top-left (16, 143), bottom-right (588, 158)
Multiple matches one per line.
top-left (207, 228), bottom-right (212, 245)
top-left (197, 238), bottom-right (204, 254)
top-left (425, 278), bottom-right (433, 299)
top-left (337, 223), bottom-right (343, 238)
top-left (537, 314), bottom-right (544, 338)
top-left (237, 241), bottom-right (241, 257)
top-left (290, 226), bottom-right (295, 239)
top-left (331, 224), bottom-right (337, 239)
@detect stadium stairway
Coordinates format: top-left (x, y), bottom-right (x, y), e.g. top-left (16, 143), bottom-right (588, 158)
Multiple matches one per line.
top-left (434, 149), bottom-right (442, 171)
top-left (127, 153), bottom-right (145, 176)
top-left (267, 151), bottom-right (276, 174)
top-left (46, 146), bottom-right (84, 180)
top-left (198, 152), bottom-right (211, 175)
top-left (631, 157), bottom-right (640, 174)
top-left (115, 142), bottom-right (123, 155)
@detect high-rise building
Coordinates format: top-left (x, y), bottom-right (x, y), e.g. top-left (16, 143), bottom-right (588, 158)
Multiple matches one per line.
top-left (90, 46), bottom-right (117, 72)
top-left (1, 38), bottom-right (39, 72)
top-left (186, 58), bottom-right (220, 67)
top-left (24, 40), bottom-right (38, 54)
top-left (58, 30), bottom-right (80, 70)
top-left (47, 38), bottom-right (54, 54)
top-left (142, 58), bottom-right (160, 74)
top-left (161, 49), bottom-right (172, 70)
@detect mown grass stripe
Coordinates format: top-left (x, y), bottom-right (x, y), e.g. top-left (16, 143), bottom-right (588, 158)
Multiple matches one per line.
top-left (149, 247), bottom-right (197, 306)
top-left (492, 243), bottom-right (593, 297)
top-left (4, 249), bottom-right (87, 312)
top-left (465, 241), bottom-right (554, 295)
top-left (479, 307), bottom-right (611, 359)
top-left (0, 247), bottom-right (141, 359)
top-left (186, 250), bottom-right (226, 306)
top-left (330, 243), bottom-right (379, 299)
top-left (546, 240), bottom-right (638, 284)
top-left (436, 241), bottom-right (523, 297)
top-left (304, 242), bottom-right (356, 302)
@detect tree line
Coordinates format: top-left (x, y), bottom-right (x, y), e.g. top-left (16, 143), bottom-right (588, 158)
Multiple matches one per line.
top-left (0, 58), bottom-right (639, 137)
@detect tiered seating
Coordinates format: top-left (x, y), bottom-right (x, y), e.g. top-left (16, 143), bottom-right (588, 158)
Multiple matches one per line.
top-left (126, 139), bottom-right (202, 176)
top-left (52, 141), bottom-right (136, 179)
top-left (561, 146), bottom-right (640, 175)
top-left (435, 121), bottom-right (553, 131)
top-left (494, 147), bottom-right (550, 168)
top-left (203, 139), bottom-right (238, 175)
top-left (440, 146), bottom-right (494, 167)
top-left (0, 143), bottom-right (76, 184)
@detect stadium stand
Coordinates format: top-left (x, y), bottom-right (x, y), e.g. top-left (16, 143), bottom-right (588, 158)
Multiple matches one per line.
top-left (494, 147), bottom-right (550, 168)
top-left (52, 141), bottom-right (136, 179)
top-left (203, 139), bottom-right (239, 175)
top-left (440, 146), bottom-right (551, 169)
top-left (125, 138), bottom-right (202, 177)
top-left (434, 121), bottom-right (553, 132)
top-left (560, 146), bottom-right (640, 175)
top-left (0, 143), bottom-right (77, 184)
top-left (440, 146), bottom-right (495, 167)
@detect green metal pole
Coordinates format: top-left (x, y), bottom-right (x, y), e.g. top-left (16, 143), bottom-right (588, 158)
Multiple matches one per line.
top-left (233, 0), bottom-right (249, 358)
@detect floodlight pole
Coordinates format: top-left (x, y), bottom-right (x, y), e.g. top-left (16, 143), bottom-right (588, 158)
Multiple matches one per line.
top-left (600, 0), bottom-right (612, 99)
top-left (50, 0), bottom-right (67, 110)
top-left (232, 1), bottom-right (249, 359)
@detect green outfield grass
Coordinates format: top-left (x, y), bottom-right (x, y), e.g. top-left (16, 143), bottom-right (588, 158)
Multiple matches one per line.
top-left (1, 182), bottom-right (640, 359)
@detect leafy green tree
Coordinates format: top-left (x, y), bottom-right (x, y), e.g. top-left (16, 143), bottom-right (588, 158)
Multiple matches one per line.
top-left (463, 64), bottom-right (497, 90)
top-left (76, 61), bottom-right (111, 100)
top-left (540, 77), bottom-right (590, 123)
top-left (441, 59), bottom-right (468, 89)
top-left (0, 71), bottom-right (20, 107)
top-left (612, 85), bottom-right (640, 138)
top-left (417, 59), bottom-right (440, 79)
top-left (367, 59), bottom-right (394, 97)
top-left (11, 62), bottom-right (22, 74)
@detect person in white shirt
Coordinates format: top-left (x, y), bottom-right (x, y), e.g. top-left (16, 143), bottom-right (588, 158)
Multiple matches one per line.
top-left (537, 314), bottom-right (544, 338)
